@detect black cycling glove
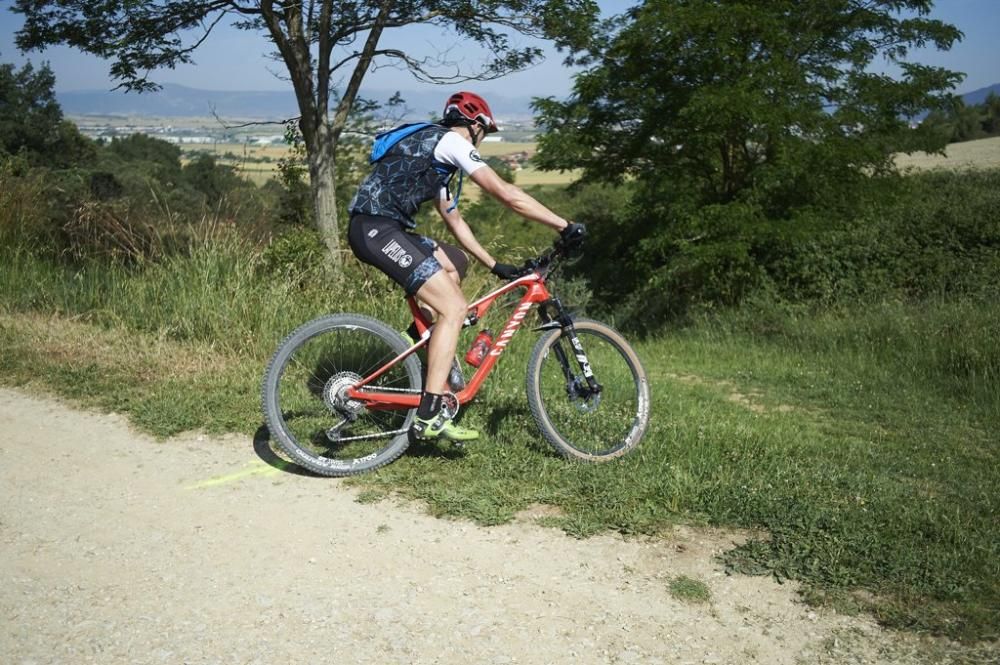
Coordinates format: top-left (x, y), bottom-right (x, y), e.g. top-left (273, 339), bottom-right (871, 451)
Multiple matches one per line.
top-left (490, 262), bottom-right (521, 280)
top-left (560, 222), bottom-right (587, 247)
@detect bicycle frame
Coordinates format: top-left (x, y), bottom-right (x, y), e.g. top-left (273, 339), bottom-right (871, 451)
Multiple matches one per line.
top-left (347, 271), bottom-right (554, 410)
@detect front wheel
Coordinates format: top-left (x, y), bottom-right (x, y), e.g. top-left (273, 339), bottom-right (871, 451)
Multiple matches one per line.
top-left (262, 314), bottom-right (422, 476)
top-left (526, 319), bottom-right (650, 461)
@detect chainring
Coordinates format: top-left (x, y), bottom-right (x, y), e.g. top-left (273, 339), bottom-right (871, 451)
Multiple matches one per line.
top-left (440, 391), bottom-right (459, 419)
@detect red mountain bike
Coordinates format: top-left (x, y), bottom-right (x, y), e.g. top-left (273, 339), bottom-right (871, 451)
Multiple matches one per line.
top-left (261, 239), bottom-right (650, 476)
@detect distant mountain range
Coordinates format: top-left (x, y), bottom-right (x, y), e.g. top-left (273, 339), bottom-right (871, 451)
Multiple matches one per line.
top-left (961, 83), bottom-right (1000, 106)
top-left (57, 81), bottom-right (999, 122)
top-left (56, 83), bottom-right (541, 121)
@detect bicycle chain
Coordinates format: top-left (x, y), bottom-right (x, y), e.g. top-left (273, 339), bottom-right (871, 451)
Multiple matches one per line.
top-left (326, 386), bottom-right (458, 443)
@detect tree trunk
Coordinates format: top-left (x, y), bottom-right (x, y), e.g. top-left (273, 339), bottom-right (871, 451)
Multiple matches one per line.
top-left (309, 125), bottom-right (342, 272)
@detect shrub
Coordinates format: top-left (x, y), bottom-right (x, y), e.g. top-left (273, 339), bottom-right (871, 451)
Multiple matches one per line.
top-left (258, 226), bottom-right (329, 281)
top-left (567, 169), bottom-right (1000, 330)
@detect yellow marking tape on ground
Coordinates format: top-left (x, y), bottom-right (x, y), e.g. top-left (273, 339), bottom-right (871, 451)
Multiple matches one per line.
top-left (185, 459), bottom-right (290, 490)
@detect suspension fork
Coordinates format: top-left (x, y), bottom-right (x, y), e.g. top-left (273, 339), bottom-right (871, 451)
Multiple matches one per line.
top-left (537, 299), bottom-right (602, 396)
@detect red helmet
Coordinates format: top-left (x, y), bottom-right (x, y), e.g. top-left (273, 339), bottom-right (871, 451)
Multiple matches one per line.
top-left (444, 91), bottom-right (499, 133)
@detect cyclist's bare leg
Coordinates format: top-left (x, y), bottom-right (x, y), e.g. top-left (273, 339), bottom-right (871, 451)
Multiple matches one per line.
top-left (413, 248), bottom-right (462, 323)
top-left (414, 269), bottom-right (466, 394)
top-left (410, 269), bottom-right (478, 441)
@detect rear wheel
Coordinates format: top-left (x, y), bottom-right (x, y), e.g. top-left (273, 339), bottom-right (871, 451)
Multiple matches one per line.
top-left (526, 319), bottom-right (650, 461)
top-left (262, 314), bottom-right (421, 476)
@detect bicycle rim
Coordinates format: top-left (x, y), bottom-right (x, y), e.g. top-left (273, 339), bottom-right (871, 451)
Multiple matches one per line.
top-left (527, 319), bottom-right (650, 461)
top-left (262, 315), bottom-right (420, 476)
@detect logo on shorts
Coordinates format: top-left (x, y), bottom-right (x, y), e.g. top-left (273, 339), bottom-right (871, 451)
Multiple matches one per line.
top-left (382, 239), bottom-right (413, 268)
top-left (367, 229), bottom-right (379, 238)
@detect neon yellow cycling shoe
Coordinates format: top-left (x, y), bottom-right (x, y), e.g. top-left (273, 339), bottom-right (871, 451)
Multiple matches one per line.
top-left (410, 413), bottom-right (480, 442)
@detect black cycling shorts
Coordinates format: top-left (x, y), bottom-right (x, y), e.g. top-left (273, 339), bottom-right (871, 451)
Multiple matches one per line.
top-left (348, 214), bottom-right (468, 295)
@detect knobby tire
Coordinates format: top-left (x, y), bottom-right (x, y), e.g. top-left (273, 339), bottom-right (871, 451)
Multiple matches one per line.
top-left (261, 314), bottom-right (421, 477)
top-left (526, 319), bottom-right (650, 461)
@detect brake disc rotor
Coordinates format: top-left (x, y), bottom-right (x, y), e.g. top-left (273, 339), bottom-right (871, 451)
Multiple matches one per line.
top-left (568, 378), bottom-right (601, 413)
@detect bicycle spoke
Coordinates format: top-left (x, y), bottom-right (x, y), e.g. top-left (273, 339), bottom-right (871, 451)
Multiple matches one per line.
top-left (527, 320), bottom-right (649, 460)
top-left (263, 315), bottom-right (421, 476)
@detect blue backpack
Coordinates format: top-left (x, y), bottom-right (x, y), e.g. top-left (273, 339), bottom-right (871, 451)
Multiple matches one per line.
top-left (368, 122), bottom-right (465, 212)
top-left (369, 122), bottom-right (435, 163)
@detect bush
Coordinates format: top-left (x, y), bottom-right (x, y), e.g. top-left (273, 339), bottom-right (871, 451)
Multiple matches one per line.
top-left (2, 128), bottom-right (285, 264)
top-left (0, 158), bottom-right (49, 247)
top-left (766, 170), bottom-right (1000, 303)
top-left (566, 169), bottom-right (1000, 330)
top-left (259, 226), bottom-right (329, 281)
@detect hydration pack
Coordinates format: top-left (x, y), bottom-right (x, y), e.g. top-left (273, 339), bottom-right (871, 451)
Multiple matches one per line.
top-left (369, 122), bottom-right (435, 163)
top-left (366, 122), bottom-right (465, 212)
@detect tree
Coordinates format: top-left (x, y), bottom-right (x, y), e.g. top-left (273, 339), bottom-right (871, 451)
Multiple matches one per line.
top-left (950, 99), bottom-right (985, 142)
top-left (105, 133), bottom-right (184, 183)
top-left (982, 93), bottom-right (1000, 135)
top-left (920, 92), bottom-right (1000, 142)
top-left (485, 155), bottom-right (515, 183)
top-left (183, 153), bottom-right (245, 205)
top-left (532, 0), bottom-right (964, 323)
top-left (535, 0), bottom-right (962, 210)
top-left (13, 0), bottom-right (598, 267)
top-left (0, 61), bottom-right (95, 167)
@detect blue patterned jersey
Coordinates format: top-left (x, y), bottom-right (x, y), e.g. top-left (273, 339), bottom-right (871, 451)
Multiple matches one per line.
top-left (349, 124), bottom-right (457, 228)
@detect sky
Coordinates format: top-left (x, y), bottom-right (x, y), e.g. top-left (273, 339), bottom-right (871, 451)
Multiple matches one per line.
top-left (0, 1), bottom-right (998, 99)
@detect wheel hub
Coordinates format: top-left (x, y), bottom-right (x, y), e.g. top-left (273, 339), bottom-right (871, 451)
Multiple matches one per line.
top-left (324, 371), bottom-right (365, 417)
top-left (567, 378), bottom-right (601, 413)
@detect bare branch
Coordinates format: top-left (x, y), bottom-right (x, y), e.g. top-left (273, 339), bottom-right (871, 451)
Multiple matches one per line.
top-left (368, 46), bottom-right (532, 84)
top-left (222, 1), bottom-right (264, 16)
top-left (348, 10), bottom-right (444, 35)
top-left (174, 10), bottom-right (229, 58)
top-left (330, 1), bottom-right (392, 141)
top-left (210, 104), bottom-right (300, 129)
top-left (317, 0), bottom-right (333, 117)
top-left (328, 52), bottom-right (363, 75)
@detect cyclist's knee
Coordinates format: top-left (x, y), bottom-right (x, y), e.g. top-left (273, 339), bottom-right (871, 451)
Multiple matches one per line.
top-left (439, 295), bottom-right (467, 323)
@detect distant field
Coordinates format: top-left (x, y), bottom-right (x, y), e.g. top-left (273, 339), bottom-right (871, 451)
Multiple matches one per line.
top-left (200, 134), bottom-right (1000, 189)
top-left (477, 141), bottom-right (538, 157)
top-left (196, 139), bottom-right (542, 161)
top-left (894, 135), bottom-right (1000, 171)
top-left (189, 140), bottom-right (582, 188)
top-left (183, 142), bottom-right (286, 186)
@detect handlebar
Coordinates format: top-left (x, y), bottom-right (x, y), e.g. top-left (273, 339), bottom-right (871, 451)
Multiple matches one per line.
top-left (514, 234), bottom-right (582, 279)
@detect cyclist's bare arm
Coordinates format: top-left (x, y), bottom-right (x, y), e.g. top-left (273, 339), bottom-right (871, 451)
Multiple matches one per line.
top-left (470, 166), bottom-right (570, 232)
top-left (434, 197), bottom-right (497, 269)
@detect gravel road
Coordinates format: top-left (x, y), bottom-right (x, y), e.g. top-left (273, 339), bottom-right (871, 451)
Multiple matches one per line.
top-left (0, 387), bottom-right (978, 664)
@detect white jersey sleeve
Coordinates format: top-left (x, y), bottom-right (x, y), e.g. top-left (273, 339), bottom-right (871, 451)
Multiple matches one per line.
top-left (433, 131), bottom-right (488, 176)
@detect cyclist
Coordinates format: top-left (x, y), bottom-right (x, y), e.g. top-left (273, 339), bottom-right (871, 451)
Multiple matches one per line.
top-left (348, 91), bottom-right (584, 443)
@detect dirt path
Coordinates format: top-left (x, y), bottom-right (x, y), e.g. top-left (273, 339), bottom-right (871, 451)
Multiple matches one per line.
top-left (0, 387), bottom-right (973, 664)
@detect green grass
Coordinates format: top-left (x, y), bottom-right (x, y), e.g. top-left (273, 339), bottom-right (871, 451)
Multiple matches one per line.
top-left (669, 575), bottom-right (712, 604)
top-left (0, 237), bottom-right (997, 644)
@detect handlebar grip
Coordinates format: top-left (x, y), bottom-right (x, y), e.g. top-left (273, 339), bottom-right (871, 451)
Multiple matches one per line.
top-left (559, 222), bottom-right (587, 247)
top-left (553, 224), bottom-right (586, 258)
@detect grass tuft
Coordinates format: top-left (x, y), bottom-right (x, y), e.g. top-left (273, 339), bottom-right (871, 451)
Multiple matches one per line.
top-left (668, 575), bottom-right (712, 604)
